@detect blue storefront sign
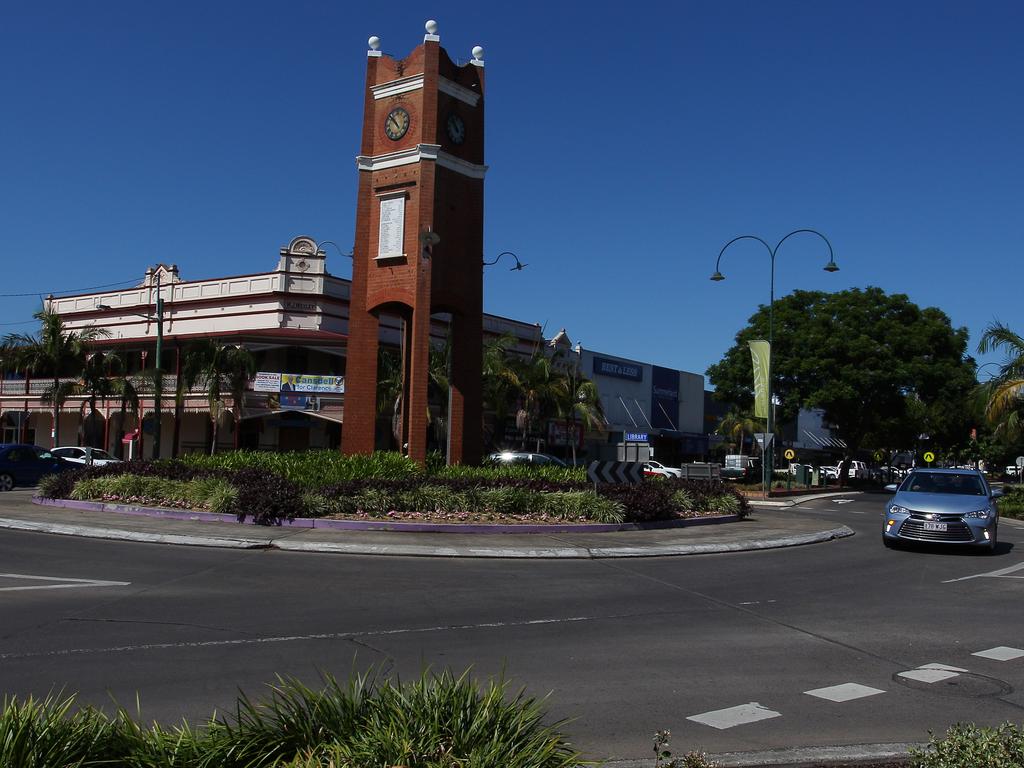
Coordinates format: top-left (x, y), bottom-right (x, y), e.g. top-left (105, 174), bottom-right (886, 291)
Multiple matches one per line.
top-left (624, 432), bottom-right (649, 443)
top-left (593, 356), bottom-right (643, 381)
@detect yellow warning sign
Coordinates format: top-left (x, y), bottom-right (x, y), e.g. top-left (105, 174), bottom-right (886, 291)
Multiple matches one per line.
top-left (923, 451), bottom-right (936, 464)
top-left (784, 449), bottom-right (796, 460)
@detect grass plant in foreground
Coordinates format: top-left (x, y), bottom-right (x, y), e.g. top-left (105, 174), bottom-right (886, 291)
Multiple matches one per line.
top-left (0, 669), bottom-right (582, 768)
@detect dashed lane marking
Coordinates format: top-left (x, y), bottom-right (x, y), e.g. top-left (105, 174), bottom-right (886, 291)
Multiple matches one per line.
top-left (804, 683), bottom-right (886, 702)
top-left (973, 646), bottom-right (1024, 661)
top-left (0, 573), bottom-right (130, 593)
top-left (898, 663), bottom-right (967, 683)
top-left (686, 702), bottom-right (781, 730)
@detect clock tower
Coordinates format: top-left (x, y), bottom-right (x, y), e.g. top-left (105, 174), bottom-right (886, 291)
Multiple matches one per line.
top-left (342, 21), bottom-right (487, 465)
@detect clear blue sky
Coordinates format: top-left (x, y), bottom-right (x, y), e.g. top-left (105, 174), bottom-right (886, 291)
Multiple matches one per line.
top-left (2, 1), bottom-right (1021, 380)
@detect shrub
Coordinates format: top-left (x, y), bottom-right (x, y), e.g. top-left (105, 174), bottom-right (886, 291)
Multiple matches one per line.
top-left (0, 671), bottom-right (581, 768)
top-left (68, 474), bottom-right (238, 513)
top-left (702, 493), bottom-right (740, 516)
top-left (180, 450), bottom-right (422, 487)
top-left (911, 721), bottom-right (1024, 767)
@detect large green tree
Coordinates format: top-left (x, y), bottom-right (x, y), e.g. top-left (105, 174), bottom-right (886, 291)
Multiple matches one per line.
top-left (707, 287), bottom-right (976, 473)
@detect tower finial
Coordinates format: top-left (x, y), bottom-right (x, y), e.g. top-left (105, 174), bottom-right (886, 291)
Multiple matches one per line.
top-left (471, 45), bottom-right (484, 67)
top-left (424, 19), bottom-right (439, 42)
top-left (367, 36), bottom-right (381, 57)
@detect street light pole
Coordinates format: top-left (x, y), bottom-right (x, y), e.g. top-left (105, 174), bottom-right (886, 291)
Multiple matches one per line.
top-left (152, 272), bottom-right (164, 459)
top-left (711, 229), bottom-right (839, 498)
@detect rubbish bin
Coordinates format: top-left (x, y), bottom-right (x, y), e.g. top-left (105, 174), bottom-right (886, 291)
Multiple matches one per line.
top-left (794, 464), bottom-right (810, 486)
top-left (811, 467), bottom-right (820, 486)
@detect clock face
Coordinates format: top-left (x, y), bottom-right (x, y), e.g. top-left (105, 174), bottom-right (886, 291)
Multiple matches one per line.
top-left (446, 113), bottom-right (465, 145)
top-left (384, 107), bottom-right (410, 140)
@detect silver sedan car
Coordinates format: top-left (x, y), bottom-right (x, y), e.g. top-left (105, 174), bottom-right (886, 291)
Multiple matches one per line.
top-left (882, 468), bottom-right (1001, 553)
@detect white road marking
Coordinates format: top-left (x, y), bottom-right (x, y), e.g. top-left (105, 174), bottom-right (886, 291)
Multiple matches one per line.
top-left (0, 573), bottom-right (130, 592)
top-left (919, 663), bottom-right (968, 672)
top-left (832, 499), bottom-right (855, 505)
top-left (898, 667), bottom-right (961, 683)
top-left (942, 561), bottom-right (1024, 583)
top-left (972, 646), bottom-right (1024, 662)
top-left (804, 683), bottom-right (885, 702)
top-left (686, 702), bottom-right (781, 730)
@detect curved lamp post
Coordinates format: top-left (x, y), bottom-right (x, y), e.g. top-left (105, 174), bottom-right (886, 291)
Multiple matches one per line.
top-left (482, 251), bottom-right (527, 271)
top-left (711, 228), bottom-right (839, 497)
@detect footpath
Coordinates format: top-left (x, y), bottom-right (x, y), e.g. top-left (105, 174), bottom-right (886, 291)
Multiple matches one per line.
top-left (0, 489), bottom-right (857, 559)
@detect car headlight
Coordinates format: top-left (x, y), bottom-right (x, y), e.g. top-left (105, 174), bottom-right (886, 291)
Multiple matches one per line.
top-left (888, 504), bottom-right (911, 516)
top-left (962, 508), bottom-right (993, 520)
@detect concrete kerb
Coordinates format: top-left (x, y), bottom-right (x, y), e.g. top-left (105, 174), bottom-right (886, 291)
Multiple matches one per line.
top-left (11, 495), bottom-right (856, 559)
top-left (604, 740), bottom-right (921, 767)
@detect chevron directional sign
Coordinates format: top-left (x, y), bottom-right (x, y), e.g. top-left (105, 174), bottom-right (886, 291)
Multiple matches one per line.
top-left (587, 461), bottom-right (645, 485)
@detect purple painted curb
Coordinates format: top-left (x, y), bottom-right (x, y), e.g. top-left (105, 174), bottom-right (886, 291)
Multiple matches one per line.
top-left (32, 496), bottom-right (740, 534)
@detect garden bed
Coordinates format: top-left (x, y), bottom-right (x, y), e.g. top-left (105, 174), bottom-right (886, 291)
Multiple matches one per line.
top-left (37, 451), bottom-right (751, 527)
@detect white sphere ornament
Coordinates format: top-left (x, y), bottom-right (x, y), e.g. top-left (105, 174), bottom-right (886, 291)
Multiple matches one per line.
top-left (425, 20), bottom-right (439, 35)
top-left (472, 45), bottom-right (484, 60)
top-left (368, 36), bottom-right (381, 51)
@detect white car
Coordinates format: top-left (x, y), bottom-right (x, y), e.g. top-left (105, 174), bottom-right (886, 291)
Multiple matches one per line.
top-left (643, 460), bottom-right (682, 479)
top-left (50, 446), bottom-right (121, 466)
top-left (819, 465), bottom-right (840, 481)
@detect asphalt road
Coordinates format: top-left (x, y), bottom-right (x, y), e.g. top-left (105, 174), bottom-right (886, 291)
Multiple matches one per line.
top-left (1, 490), bottom-right (1022, 762)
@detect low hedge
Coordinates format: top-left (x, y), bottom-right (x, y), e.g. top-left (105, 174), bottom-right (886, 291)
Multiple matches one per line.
top-left (911, 721), bottom-right (1024, 767)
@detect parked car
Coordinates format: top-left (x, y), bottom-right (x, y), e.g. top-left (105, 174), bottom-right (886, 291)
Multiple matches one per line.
top-left (643, 460), bottom-right (682, 479)
top-left (487, 451), bottom-right (567, 467)
top-left (0, 444), bottom-right (73, 491)
top-left (819, 465), bottom-right (840, 481)
top-left (882, 468), bottom-right (1000, 553)
top-left (51, 446), bottom-right (121, 467)
top-left (721, 454), bottom-right (761, 480)
top-left (847, 460), bottom-right (869, 479)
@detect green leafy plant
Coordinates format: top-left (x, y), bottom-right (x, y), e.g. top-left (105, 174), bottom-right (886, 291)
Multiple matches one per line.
top-left (911, 721), bottom-right (1024, 767)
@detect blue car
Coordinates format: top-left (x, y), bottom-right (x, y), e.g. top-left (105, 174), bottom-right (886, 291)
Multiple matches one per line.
top-left (883, 468), bottom-right (1001, 553)
top-left (0, 444), bottom-right (73, 492)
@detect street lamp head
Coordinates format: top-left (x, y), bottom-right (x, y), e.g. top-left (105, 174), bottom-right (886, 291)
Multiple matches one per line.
top-left (710, 271), bottom-right (725, 282)
top-left (823, 260), bottom-right (840, 273)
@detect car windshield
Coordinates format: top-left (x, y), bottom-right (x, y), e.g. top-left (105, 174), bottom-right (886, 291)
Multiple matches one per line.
top-left (90, 449), bottom-right (115, 460)
top-left (901, 472), bottom-right (985, 496)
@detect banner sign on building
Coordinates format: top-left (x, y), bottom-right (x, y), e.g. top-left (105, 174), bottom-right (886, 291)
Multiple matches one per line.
top-left (254, 373), bottom-right (345, 394)
top-left (280, 394), bottom-right (319, 411)
top-left (624, 432), bottom-right (649, 443)
top-left (748, 340), bottom-right (770, 419)
top-left (592, 356), bottom-right (643, 381)
top-left (254, 372), bottom-right (282, 392)
top-left (651, 366), bottom-right (679, 430)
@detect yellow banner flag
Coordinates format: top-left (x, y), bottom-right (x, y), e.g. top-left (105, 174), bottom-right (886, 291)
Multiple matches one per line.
top-left (748, 340), bottom-right (770, 419)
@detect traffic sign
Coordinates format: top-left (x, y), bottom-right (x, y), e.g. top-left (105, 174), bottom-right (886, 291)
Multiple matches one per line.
top-left (1016, 456), bottom-right (1024, 469)
top-left (784, 449), bottom-right (795, 461)
top-left (587, 461), bottom-right (644, 485)
top-left (923, 451), bottom-right (936, 464)
top-left (754, 433), bottom-right (775, 450)
top-left (873, 450), bottom-right (884, 461)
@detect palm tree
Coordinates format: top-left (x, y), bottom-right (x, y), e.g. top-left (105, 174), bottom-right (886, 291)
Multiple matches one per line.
top-left (180, 340), bottom-right (256, 454)
top-left (553, 361), bottom-right (606, 465)
top-left (976, 322), bottom-right (1024, 441)
top-left (507, 346), bottom-right (562, 451)
top-left (2, 309), bottom-right (110, 448)
top-left (481, 333), bottom-right (521, 450)
top-left (717, 408), bottom-right (759, 456)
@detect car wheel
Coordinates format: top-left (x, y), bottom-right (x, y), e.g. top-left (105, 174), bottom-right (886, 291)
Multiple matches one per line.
top-left (985, 526), bottom-right (998, 554)
top-left (0, 473), bottom-right (14, 492)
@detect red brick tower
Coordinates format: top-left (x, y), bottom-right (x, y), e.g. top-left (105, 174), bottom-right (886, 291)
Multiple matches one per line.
top-left (342, 21), bottom-right (486, 465)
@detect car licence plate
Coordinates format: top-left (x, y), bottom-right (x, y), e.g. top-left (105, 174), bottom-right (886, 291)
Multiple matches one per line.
top-left (923, 521), bottom-right (947, 532)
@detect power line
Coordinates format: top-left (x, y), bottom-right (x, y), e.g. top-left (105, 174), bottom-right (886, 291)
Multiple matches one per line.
top-left (0, 278), bottom-right (139, 298)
